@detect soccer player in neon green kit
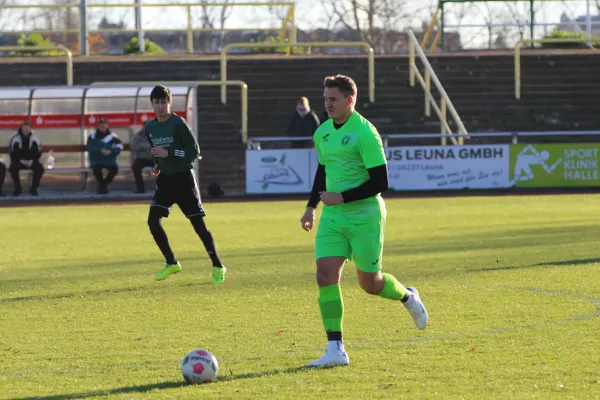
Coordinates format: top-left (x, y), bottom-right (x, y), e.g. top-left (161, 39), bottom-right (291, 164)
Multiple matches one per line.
top-left (300, 75), bottom-right (428, 367)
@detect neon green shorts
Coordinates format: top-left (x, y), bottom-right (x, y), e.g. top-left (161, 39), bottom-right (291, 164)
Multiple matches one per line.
top-left (315, 215), bottom-right (386, 273)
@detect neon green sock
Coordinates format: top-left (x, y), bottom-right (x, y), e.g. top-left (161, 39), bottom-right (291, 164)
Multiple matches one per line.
top-left (378, 273), bottom-right (407, 301)
top-left (318, 284), bottom-right (343, 333)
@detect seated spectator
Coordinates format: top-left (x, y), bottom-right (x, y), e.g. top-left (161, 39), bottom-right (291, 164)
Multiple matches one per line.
top-left (285, 97), bottom-right (320, 149)
top-left (87, 118), bottom-right (123, 194)
top-left (9, 122), bottom-right (44, 196)
top-left (0, 160), bottom-right (6, 197)
top-left (130, 126), bottom-right (154, 193)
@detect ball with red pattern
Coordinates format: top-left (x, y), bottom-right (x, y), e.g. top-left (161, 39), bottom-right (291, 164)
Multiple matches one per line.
top-left (181, 349), bottom-right (219, 384)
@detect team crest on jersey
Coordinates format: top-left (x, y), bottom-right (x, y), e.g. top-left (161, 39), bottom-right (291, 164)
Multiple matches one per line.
top-left (342, 135), bottom-right (351, 144)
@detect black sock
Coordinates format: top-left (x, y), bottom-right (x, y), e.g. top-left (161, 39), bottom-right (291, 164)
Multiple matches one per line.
top-left (148, 217), bottom-right (176, 265)
top-left (401, 293), bottom-right (409, 303)
top-left (327, 331), bottom-right (342, 342)
top-left (190, 216), bottom-right (223, 267)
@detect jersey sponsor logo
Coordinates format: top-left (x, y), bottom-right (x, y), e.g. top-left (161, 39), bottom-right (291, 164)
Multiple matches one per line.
top-left (151, 137), bottom-right (175, 146)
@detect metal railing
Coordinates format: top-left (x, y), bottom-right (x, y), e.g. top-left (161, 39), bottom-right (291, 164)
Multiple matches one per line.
top-left (420, 8), bottom-right (442, 54)
top-left (220, 41), bottom-right (375, 105)
top-left (514, 38), bottom-right (600, 99)
top-left (0, 45), bottom-right (73, 85)
top-left (91, 80), bottom-right (249, 144)
top-left (407, 29), bottom-right (467, 145)
top-left (246, 130), bottom-right (600, 149)
top-left (0, 2), bottom-right (296, 55)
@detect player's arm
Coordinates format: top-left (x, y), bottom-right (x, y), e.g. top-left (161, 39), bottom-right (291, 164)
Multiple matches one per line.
top-left (307, 163), bottom-right (326, 209)
top-left (323, 127), bottom-right (388, 204)
top-left (9, 136), bottom-right (21, 162)
top-left (86, 135), bottom-right (102, 154)
top-left (301, 135), bottom-right (324, 231)
top-left (341, 164), bottom-right (388, 203)
top-left (171, 119), bottom-right (200, 164)
top-left (109, 135), bottom-right (124, 156)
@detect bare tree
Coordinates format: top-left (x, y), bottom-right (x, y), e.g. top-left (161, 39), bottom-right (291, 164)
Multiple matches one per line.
top-left (194, 0), bottom-right (233, 51)
top-left (317, 0), bottom-right (413, 52)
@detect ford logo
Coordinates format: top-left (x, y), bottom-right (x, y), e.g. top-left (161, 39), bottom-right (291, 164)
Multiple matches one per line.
top-left (261, 156), bottom-right (277, 163)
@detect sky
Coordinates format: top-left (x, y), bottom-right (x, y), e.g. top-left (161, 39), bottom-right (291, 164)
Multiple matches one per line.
top-left (0, 0), bottom-right (598, 48)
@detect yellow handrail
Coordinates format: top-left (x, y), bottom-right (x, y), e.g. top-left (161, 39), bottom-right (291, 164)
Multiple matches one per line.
top-left (514, 38), bottom-right (600, 99)
top-left (91, 80), bottom-right (249, 143)
top-left (220, 41), bottom-right (375, 105)
top-left (408, 29), bottom-right (467, 146)
top-left (0, 45), bottom-right (73, 85)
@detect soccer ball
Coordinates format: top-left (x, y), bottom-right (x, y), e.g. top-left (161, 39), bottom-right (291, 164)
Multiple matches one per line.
top-left (181, 349), bottom-right (218, 384)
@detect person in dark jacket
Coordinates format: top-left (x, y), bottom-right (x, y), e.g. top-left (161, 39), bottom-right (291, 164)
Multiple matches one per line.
top-left (9, 122), bottom-right (44, 196)
top-left (285, 97), bottom-right (320, 149)
top-left (130, 126), bottom-right (155, 193)
top-left (0, 161), bottom-right (6, 197)
top-left (86, 118), bottom-right (123, 194)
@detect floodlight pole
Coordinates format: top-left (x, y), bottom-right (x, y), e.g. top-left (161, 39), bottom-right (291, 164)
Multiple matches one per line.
top-left (136, 0), bottom-right (145, 53)
top-left (79, 0), bottom-right (88, 56)
top-left (529, 0), bottom-right (535, 48)
top-left (440, 0), bottom-right (445, 51)
top-left (587, 0), bottom-right (593, 47)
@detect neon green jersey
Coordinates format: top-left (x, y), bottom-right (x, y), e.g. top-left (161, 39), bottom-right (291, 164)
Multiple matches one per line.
top-left (313, 111), bottom-right (387, 221)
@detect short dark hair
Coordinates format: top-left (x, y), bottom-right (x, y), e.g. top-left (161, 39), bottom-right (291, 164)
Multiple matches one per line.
top-left (21, 122), bottom-right (31, 128)
top-left (323, 75), bottom-right (357, 98)
top-left (150, 85), bottom-right (171, 102)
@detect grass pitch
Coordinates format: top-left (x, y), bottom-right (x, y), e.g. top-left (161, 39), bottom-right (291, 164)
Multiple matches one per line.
top-left (1, 194), bottom-right (600, 399)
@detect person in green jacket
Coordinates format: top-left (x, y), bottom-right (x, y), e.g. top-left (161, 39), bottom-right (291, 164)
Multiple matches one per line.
top-left (86, 118), bottom-right (123, 194)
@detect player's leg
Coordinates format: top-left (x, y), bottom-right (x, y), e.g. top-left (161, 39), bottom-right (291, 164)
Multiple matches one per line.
top-left (0, 161), bottom-right (7, 196)
top-left (132, 159), bottom-right (152, 193)
top-left (92, 166), bottom-right (107, 194)
top-left (178, 170), bottom-right (226, 284)
top-left (351, 217), bottom-right (428, 330)
top-left (30, 160), bottom-right (44, 196)
top-left (308, 217), bottom-right (351, 367)
top-left (149, 176), bottom-right (180, 281)
top-left (8, 162), bottom-right (22, 196)
top-left (104, 165), bottom-right (118, 189)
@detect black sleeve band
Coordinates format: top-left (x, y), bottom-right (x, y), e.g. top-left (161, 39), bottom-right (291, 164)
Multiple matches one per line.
top-left (341, 164), bottom-right (388, 203)
top-left (307, 163), bottom-right (326, 208)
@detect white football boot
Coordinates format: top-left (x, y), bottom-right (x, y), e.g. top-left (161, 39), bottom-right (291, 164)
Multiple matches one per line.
top-left (403, 287), bottom-right (428, 330)
top-left (308, 341), bottom-right (350, 367)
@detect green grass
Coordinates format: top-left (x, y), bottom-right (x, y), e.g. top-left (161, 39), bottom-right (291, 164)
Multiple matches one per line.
top-left (1, 194), bottom-right (600, 399)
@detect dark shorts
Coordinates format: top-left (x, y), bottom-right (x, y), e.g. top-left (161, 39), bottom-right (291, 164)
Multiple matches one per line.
top-left (151, 170), bottom-right (205, 218)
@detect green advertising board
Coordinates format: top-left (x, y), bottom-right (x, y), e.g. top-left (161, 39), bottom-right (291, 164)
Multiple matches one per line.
top-left (510, 144), bottom-right (600, 188)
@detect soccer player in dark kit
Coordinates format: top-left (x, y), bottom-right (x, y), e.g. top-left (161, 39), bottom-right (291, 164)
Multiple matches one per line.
top-left (144, 85), bottom-right (227, 284)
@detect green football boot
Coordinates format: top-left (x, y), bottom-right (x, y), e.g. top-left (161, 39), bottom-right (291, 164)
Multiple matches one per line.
top-left (212, 266), bottom-right (226, 284)
top-left (154, 262), bottom-right (182, 281)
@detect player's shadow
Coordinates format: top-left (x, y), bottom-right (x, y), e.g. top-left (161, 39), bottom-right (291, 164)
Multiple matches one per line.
top-left (12, 366), bottom-right (314, 400)
top-left (475, 257), bottom-right (600, 273)
top-left (533, 258), bottom-right (600, 267)
top-left (0, 280), bottom-right (213, 304)
top-left (12, 381), bottom-right (186, 400)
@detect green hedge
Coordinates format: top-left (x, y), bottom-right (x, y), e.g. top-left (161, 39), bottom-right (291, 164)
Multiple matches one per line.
top-left (14, 33), bottom-right (63, 56)
top-left (541, 29), bottom-right (592, 49)
top-left (249, 36), bottom-right (305, 55)
top-left (123, 37), bottom-right (164, 54)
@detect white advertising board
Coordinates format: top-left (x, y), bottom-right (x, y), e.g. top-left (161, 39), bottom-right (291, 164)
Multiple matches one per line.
top-left (246, 145), bottom-right (511, 193)
top-left (387, 145), bottom-right (510, 190)
top-left (246, 150), bottom-right (313, 194)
